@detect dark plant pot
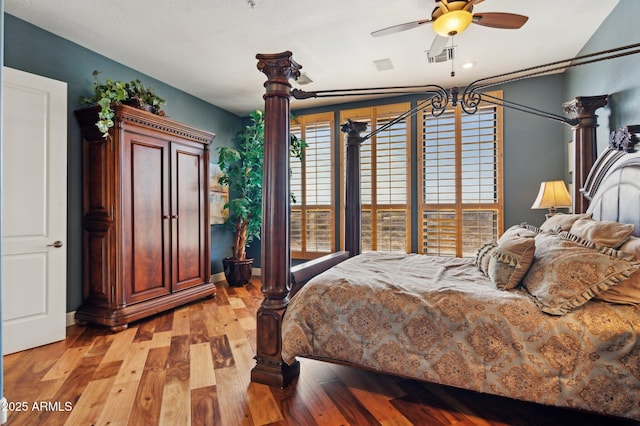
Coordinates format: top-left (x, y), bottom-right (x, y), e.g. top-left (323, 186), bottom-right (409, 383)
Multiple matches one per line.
top-left (223, 257), bottom-right (254, 287)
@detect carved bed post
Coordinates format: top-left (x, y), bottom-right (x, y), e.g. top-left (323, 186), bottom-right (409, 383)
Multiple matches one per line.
top-left (562, 95), bottom-right (608, 213)
top-left (251, 52), bottom-right (301, 387)
top-left (343, 120), bottom-right (368, 257)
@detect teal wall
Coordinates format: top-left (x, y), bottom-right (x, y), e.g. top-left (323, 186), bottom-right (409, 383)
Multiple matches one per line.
top-left (565, 0), bottom-right (640, 151)
top-left (3, 14), bottom-right (242, 313)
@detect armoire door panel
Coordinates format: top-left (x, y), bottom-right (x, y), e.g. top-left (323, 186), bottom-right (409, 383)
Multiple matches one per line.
top-left (83, 226), bottom-right (112, 306)
top-left (123, 134), bottom-right (171, 303)
top-left (172, 144), bottom-right (206, 291)
top-left (83, 138), bottom-right (113, 219)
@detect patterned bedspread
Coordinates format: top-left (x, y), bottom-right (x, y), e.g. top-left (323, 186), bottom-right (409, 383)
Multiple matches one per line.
top-left (282, 252), bottom-right (640, 420)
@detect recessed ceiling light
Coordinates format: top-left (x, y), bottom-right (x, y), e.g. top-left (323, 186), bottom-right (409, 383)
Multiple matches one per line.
top-left (461, 61), bottom-right (476, 69)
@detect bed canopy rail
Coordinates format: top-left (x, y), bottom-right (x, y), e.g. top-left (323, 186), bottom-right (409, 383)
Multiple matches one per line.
top-left (251, 44), bottom-right (640, 388)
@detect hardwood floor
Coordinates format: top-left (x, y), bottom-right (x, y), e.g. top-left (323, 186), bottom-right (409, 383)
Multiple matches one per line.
top-left (4, 278), bottom-right (639, 426)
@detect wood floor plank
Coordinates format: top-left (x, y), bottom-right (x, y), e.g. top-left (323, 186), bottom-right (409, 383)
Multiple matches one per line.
top-left (153, 309), bottom-right (174, 333)
top-left (99, 327), bottom-right (138, 364)
top-left (294, 359), bottom-right (349, 425)
top-left (159, 364), bottom-right (191, 425)
top-left (63, 376), bottom-right (114, 425)
top-left (202, 301), bottom-right (227, 337)
top-left (133, 316), bottom-right (157, 342)
top-left (210, 334), bottom-right (235, 369)
top-left (86, 334), bottom-right (116, 357)
top-left (92, 360), bottom-right (123, 381)
top-left (189, 302), bottom-right (210, 344)
top-left (191, 385), bottom-right (222, 426)
top-left (390, 379), bottom-right (479, 426)
top-left (113, 340), bottom-right (151, 385)
top-left (228, 296), bottom-right (246, 309)
top-left (172, 305), bottom-right (192, 336)
top-left (150, 330), bottom-right (173, 348)
top-left (167, 334), bottom-right (191, 368)
top-left (235, 307), bottom-right (257, 332)
top-left (331, 365), bottom-right (413, 425)
top-left (34, 349), bottom-right (104, 425)
top-left (190, 341), bottom-right (217, 389)
top-left (94, 379), bottom-right (141, 426)
top-left (215, 366), bottom-right (254, 426)
top-left (247, 382), bottom-right (284, 425)
top-left (320, 377), bottom-right (382, 425)
top-left (41, 346), bottom-right (92, 381)
top-left (129, 357), bottom-right (167, 425)
top-left (218, 304), bottom-right (248, 341)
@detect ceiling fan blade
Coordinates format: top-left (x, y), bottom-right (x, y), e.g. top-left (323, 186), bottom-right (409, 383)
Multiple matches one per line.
top-left (463, 0), bottom-right (485, 11)
top-left (427, 35), bottom-right (449, 60)
top-left (371, 18), bottom-right (432, 37)
top-left (472, 12), bottom-right (528, 29)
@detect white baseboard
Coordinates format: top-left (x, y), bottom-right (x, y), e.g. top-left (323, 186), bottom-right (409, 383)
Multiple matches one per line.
top-left (252, 267), bottom-right (261, 276)
top-left (66, 311), bottom-right (76, 327)
top-left (210, 271), bottom-right (226, 283)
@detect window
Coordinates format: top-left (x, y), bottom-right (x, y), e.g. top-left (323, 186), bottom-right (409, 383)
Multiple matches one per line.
top-left (290, 112), bottom-right (334, 259)
top-left (419, 91), bottom-right (504, 257)
top-left (341, 104), bottom-right (411, 252)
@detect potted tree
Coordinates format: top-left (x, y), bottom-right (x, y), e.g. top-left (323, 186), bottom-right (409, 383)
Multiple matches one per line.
top-left (80, 70), bottom-right (166, 138)
top-left (217, 110), bottom-right (305, 286)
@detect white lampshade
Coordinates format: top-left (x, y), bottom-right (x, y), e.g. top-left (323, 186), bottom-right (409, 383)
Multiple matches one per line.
top-left (531, 180), bottom-right (572, 215)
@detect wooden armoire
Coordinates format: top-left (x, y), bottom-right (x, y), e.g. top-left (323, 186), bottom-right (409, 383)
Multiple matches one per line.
top-left (74, 104), bottom-right (216, 331)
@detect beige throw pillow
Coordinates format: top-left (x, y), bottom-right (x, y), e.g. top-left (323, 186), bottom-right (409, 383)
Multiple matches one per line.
top-left (475, 242), bottom-right (497, 277)
top-left (539, 212), bottom-right (592, 232)
top-left (522, 231), bottom-right (639, 315)
top-left (597, 236), bottom-right (640, 305)
top-left (569, 217), bottom-right (634, 248)
top-left (488, 225), bottom-right (537, 290)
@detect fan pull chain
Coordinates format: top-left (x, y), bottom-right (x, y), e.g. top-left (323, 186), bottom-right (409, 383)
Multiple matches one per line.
top-left (450, 37), bottom-right (456, 77)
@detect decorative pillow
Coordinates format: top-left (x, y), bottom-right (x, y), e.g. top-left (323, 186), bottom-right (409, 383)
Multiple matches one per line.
top-left (487, 225), bottom-right (537, 290)
top-left (539, 212), bottom-right (592, 232)
top-left (522, 231), bottom-right (639, 315)
top-left (597, 236), bottom-right (640, 305)
top-left (475, 242), bottom-right (497, 277)
top-left (569, 217), bottom-right (634, 248)
top-left (519, 222), bottom-right (543, 234)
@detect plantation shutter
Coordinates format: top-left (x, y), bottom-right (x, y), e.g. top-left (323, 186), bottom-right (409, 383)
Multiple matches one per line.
top-left (290, 112), bottom-right (334, 259)
top-left (341, 104), bottom-right (411, 252)
top-left (420, 91), bottom-right (503, 257)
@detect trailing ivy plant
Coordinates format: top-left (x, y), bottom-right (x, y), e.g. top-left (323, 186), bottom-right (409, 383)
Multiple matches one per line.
top-left (217, 110), bottom-right (306, 260)
top-left (80, 70), bottom-right (166, 138)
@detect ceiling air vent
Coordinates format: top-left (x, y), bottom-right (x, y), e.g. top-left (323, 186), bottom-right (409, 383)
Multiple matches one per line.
top-left (425, 46), bottom-right (457, 64)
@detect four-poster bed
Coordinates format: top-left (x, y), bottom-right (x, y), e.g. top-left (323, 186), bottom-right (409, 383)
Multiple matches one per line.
top-left (250, 51), bottom-right (640, 420)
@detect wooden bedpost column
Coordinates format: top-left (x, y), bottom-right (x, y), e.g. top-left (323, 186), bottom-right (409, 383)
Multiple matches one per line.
top-left (342, 120), bottom-right (367, 257)
top-left (251, 51), bottom-right (301, 387)
top-left (562, 95), bottom-right (608, 214)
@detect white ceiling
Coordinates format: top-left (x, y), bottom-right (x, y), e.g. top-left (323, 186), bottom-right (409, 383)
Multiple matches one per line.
top-left (5, 0), bottom-right (620, 116)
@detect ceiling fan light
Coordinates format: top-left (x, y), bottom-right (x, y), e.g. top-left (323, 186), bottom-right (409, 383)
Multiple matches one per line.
top-left (432, 10), bottom-right (473, 37)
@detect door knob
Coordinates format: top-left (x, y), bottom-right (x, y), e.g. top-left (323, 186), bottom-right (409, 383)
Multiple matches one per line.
top-left (47, 241), bottom-right (63, 248)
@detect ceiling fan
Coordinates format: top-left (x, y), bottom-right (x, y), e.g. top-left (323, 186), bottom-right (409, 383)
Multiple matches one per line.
top-left (371, 0), bottom-right (528, 59)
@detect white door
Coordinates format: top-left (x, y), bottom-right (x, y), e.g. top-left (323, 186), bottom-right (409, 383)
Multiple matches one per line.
top-left (2, 67), bottom-right (67, 355)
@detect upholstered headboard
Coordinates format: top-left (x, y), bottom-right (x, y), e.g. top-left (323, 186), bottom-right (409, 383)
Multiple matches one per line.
top-left (585, 126), bottom-right (640, 237)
